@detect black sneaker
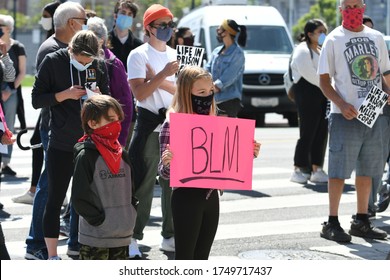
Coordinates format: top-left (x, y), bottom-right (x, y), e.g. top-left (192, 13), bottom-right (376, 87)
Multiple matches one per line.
top-left (377, 192), bottom-right (390, 213)
top-left (320, 222), bottom-right (352, 242)
top-left (25, 248), bottom-right (48, 260)
top-left (349, 219), bottom-right (388, 240)
top-left (352, 209), bottom-right (376, 220)
top-left (2, 166), bottom-right (16, 176)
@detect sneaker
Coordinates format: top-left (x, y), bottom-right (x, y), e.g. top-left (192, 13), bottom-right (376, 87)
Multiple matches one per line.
top-left (2, 166), bottom-right (16, 176)
top-left (12, 191), bottom-right (35, 205)
top-left (25, 248), bottom-right (48, 260)
top-left (320, 222), bottom-right (352, 242)
top-left (290, 169), bottom-right (310, 184)
top-left (128, 238), bottom-right (142, 258)
top-left (377, 192), bottom-right (390, 213)
top-left (352, 209), bottom-right (376, 220)
top-left (59, 218), bottom-right (70, 237)
top-left (67, 246), bottom-right (80, 257)
top-left (48, 256), bottom-right (62, 260)
top-left (310, 168), bottom-right (328, 183)
top-left (349, 219), bottom-right (388, 240)
top-left (159, 237), bottom-right (175, 252)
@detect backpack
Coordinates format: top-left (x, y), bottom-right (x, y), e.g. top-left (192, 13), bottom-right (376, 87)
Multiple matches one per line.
top-left (283, 50), bottom-right (295, 102)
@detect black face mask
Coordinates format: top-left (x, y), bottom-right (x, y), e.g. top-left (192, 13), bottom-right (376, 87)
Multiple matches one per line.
top-left (191, 93), bottom-right (214, 115)
top-left (216, 30), bottom-right (224, 43)
top-left (182, 36), bottom-right (194, 46)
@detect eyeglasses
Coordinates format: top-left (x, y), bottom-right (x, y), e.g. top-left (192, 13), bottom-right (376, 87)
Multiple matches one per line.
top-left (151, 21), bottom-right (175, 30)
top-left (71, 17), bottom-right (88, 25)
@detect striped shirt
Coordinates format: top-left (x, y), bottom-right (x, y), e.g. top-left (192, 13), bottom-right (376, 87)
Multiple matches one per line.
top-left (0, 53), bottom-right (16, 82)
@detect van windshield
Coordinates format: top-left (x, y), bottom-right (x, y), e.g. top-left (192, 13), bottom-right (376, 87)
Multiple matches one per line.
top-left (210, 25), bottom-right (293, 54)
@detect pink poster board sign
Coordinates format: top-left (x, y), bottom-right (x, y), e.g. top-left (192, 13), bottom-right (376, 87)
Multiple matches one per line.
top-left (170, 113), bottom-right (255, 190)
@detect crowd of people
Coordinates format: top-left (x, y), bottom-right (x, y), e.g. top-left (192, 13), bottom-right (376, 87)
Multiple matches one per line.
top-left (0, 0), bottom-right (390, 260)
top-left (0, 0), bottom-right (259, 260)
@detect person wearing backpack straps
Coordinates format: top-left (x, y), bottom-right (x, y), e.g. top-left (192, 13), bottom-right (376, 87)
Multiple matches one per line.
top-left (289, 19), bottom-right (329, 185)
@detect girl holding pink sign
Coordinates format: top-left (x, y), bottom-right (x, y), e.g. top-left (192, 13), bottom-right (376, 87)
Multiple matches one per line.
top-left (158, 66), bottom-right (260, 260)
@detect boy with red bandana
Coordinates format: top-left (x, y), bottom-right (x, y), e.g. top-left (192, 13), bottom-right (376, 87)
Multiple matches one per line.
top-left (71, 95), bottom-right (137, 260)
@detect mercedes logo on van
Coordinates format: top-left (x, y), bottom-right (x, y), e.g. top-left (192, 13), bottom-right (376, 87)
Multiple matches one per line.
top-left (258, 74), bottom-right (271, 85)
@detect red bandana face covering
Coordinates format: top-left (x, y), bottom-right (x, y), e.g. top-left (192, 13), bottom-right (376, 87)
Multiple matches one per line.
top-left (342, 7), bottom-right (365, 30)
top-left (79, 120), bottom-right (123, 174)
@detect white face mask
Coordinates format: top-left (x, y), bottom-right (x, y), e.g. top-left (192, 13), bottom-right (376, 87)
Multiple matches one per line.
top-left (70, 55), bottom-right (92, 72)
top-left (40, 17), bottom-right (52, 31)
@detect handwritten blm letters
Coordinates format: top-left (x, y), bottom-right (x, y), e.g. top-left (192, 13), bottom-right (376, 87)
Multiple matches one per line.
top-left (169, 113), bottom-right (255, 190)
top-left (357, 85), bottom-right (388, 128)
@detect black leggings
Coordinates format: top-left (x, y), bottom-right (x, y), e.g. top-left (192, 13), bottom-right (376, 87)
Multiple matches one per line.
top-left (0, 223), bottom-right (10, 260)
top-left (293, 78), bottom-right (328, 169)
top-left (30, 115), bottom-right (43, 187)
top-left (171, 188), bottom-right (219, 260)
top-left (43, 147), bottom-right (74, 238)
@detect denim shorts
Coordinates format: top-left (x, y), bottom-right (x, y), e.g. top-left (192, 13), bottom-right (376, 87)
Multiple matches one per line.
top-left (328, 113), bottom-right (388, 179)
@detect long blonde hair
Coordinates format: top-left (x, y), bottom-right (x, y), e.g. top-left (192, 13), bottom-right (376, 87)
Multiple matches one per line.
top-left (171, 65), bottom-right (216, 115)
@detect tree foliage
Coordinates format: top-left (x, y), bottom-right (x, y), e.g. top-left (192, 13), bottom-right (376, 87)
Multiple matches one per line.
top-left (292, 0), bottom-right (338, 42)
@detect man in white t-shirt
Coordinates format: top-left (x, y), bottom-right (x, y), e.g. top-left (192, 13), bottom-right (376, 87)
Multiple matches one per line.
top-left (127, 4), bottom-right (179, 258)
top-left (318, 0), bottom-right (390, 242)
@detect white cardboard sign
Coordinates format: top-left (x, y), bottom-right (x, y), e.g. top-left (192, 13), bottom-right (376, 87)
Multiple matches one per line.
top-left (357, 85), bottom-right (388, 128)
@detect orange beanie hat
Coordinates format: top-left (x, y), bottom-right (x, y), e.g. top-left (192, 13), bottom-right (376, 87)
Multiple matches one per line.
top-left (143, 4), bottom-right (173, 27)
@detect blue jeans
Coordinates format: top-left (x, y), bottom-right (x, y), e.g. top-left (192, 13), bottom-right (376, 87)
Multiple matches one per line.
top-left (25, 128), bottom-right (49, 251)
top-left (2, 88), bottom-right (17, 164)
top-left (67, 203), bottom-right (79, 249)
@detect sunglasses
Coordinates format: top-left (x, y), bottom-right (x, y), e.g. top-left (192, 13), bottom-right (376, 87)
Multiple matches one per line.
top-left (151, 21), bottom-right (175, 30)
top-left (71, 17), bottom-right (88, 25)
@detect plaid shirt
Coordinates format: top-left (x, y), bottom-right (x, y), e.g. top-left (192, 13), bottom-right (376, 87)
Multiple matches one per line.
top-left (158, 121), bottom-right (170, 179)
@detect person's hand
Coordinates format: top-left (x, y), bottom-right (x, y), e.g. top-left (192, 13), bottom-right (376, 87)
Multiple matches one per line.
top-left (161, 60), bottom-right (179, 77)
top-left (145, 63), bottom-right (155, 82)
top-left (161, 144), bottom-right (173, 167)
top-left (339, 101), bottom-right (358, 120)
top-left (253, 140), bottom-right (261, 159)
top-left (67, 85), bottom-right (86, 100)
top-left (1, 130), bottom-right (16, 145)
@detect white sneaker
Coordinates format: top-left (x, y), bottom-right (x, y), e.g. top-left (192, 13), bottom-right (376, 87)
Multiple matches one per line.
top-left (159, 237), bottom-right (175, 252)
top-left (129, 238), bottom-right (142, 258)
top-left (290, 169), bottom-right (310, 184)
top-left (310, 168), bottom-right (328, 183)
top-left (12, 191), bottom-right (35, 205)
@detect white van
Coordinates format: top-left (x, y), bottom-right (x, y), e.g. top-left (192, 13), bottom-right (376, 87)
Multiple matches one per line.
top-left (178, 3), bottom-right (297, 126)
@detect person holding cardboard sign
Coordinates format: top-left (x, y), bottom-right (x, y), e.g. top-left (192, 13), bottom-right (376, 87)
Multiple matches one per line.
top-left (158, 66), bottom-right (260, 260)
top-left (318, 0), bottom-right (390, 242)
top-left (127, 4), bottom-right (178, 258)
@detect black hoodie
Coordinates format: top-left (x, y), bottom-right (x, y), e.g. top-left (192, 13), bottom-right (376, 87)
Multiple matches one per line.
top-left (32, 48), bottom-right (109, 152)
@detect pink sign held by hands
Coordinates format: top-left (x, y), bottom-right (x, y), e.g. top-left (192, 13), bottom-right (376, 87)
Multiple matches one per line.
top-left (170, 113), bottom-right (255, 190)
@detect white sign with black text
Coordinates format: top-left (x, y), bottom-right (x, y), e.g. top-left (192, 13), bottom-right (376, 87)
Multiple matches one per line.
top-left (357, 85), bottom-right (388, 128)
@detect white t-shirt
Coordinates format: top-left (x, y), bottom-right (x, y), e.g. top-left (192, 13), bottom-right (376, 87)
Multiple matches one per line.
top-left (127, 43), bottom-right (176, 114)
top-left (318, 26), bottom-right (390, 114)
top-left (291, 41), bottom-right (320, 87)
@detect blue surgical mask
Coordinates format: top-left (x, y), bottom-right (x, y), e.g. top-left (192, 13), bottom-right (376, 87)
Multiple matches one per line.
top-left (318, 33), bottom-right (326, 46)
top-left (82, 24), bottom-right (88, 31)
top-left (116, 14), bottom-right (133, 31)
top-left (70, 55), bottom-right (92, 72)
top-left (155, 27), bottom-right (173, 42)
